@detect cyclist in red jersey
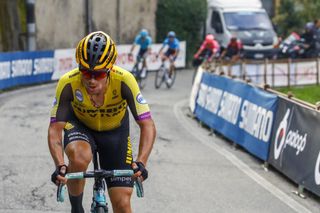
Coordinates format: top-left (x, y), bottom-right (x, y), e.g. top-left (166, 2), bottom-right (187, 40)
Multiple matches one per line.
top-left (220, 36), bottom-right (243, 63)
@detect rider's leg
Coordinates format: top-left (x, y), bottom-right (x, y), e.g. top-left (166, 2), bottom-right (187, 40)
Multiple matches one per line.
top-left (109, 187), bottom-right (133, 213)
top-left (169, 58), bottom-right (175, 78)
top-left (65, 141), bottom-right (92, 213)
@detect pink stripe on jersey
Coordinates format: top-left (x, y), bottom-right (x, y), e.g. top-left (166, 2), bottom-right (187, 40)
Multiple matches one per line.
top-left (137, 112), bottom-right (151, 121)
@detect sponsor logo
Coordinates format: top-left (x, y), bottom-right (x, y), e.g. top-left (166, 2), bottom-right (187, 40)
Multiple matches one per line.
top-left (75, 89), bottom-right (83, 102)
top-left (73, 101), bottom-right (127, 118)
top-left (52, 97), bottom-right (57, 106)
top-left (274, 109), bottom-right (307, 160)
top-left (136, 93), bottom-right (147, 104)
top-left (315, 151), bottom-right (320, 185)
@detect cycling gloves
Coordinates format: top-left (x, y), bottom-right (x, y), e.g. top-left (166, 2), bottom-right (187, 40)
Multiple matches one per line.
top-left (133, 161), bottom-right (148, 180)
top-left (51, 164), bottom-right (68, 185)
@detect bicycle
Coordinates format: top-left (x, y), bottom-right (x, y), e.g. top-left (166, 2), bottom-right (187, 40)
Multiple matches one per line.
top-left (154, 56), bottom-right (176, 89)
top-left (56, 150), bottom-right (144, 213)
top-left (131, 55), bottom-right (148, 89)
top-left (192, 52), bottom-right (221, 83)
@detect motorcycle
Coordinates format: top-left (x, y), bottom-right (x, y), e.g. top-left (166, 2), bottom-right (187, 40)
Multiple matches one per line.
top-left (276, 32), bottom-right (306, 59)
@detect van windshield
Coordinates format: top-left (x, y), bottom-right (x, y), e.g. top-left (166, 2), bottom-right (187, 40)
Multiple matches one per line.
top-left (223, 11), bottom-right (273, 31)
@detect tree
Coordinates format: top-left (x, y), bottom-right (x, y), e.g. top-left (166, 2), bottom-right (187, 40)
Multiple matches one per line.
top-left (272, 0), bottom-right (303, 36)
top-left (156, 0), bottom-right (207, 64)
top-left (273, 0), bottom-right (320, 37)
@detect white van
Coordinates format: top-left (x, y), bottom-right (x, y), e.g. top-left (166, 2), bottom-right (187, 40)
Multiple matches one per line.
top-left (206, 0), bottom-right (277, 59)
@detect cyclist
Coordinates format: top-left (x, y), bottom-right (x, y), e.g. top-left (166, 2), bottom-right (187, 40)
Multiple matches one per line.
top-left (193, 34), bottom-right (220, 66)
top-left (48, 31), bottom-right (156, 213)
top-left (157, 31), bottom-right (180, 84)
top-left (129, 29), bottom-right (152, 78)
top-left (220, 36), bottom-right (243, 63)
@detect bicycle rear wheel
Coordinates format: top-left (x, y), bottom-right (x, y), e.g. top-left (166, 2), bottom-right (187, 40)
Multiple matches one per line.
top-left (155, 66), bottom-right (165, 89)
top-left (165, 68), bottom-right (176, 89)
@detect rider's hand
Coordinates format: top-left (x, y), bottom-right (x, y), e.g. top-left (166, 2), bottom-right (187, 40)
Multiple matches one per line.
top-left (51, 164), bottom-right (68, 185)
top-left (132, 161), bottom-right (148, 181)
top-left (194, 53), bottom-right (199, 59)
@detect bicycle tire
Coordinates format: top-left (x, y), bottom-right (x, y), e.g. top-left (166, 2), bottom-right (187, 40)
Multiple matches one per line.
top-left (155, 67), bottom-right (165, 89)
top-left (94, 206), bottom-right (107, 213)
top-left (166, 68), bottom-right (176, 89)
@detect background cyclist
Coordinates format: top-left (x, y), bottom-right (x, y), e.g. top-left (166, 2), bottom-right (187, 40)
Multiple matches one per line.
top-left (193, 34), bottom-right (220, 67)
top-left (220, 36), bottom-right (244, 63)
top-left (129, 29), bottom-right (152, 78)
top-left (157, 31), bottom-right (180, 84)
top-left (48, 31), bottom-right (156, 213)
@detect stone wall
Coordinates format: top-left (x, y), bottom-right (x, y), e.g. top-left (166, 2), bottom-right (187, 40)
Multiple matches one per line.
top-left (35, 0), bottom-right (157, 50)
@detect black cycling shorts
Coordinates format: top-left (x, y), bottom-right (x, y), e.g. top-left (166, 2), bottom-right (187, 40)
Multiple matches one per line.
top-left (164, 48), bottom-right (177, 60)
top-left (137, 48), bottom-right (148, 59)
top-left (63, 119), bottom-right (134, 188)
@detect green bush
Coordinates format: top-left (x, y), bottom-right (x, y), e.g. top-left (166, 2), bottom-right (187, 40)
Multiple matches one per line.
top-left (156, 0), bottom-right (207, 66)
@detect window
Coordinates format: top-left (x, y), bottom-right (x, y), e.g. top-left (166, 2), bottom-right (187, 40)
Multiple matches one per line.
top-left (211, 11), bottom-right (223, 34)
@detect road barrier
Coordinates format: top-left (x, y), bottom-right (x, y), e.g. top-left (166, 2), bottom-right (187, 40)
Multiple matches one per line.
top-left (0, 41), bottom-right (186, 90)
top-left (190, 67), bottom-right (320, 197)
top-left (214, 58), bottom-right (320, 87)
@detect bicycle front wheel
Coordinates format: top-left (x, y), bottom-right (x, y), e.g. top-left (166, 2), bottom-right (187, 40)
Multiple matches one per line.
top-left (138, 69), bottom-right (148, 90)
top-left (94, 206), bottom-right (107, 213)
top-left (166, 68), bottom-right (176, 89)
top-left (155, 67), bottom-right (165, 89)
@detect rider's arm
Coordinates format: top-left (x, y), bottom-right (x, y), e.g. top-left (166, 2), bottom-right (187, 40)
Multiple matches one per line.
top-left (158, 39), bottom-right (168, 56)
top-left (130, 36), bottom-right (140, 54)
top-left (121, 72), bottom-right (156, 166)
top-left (136, 118), bottom-right (156, 165)
top-left (48, 80), bottom-right (73, 166)
top-left (129, 44), bottom-right (136, 55)
top-left (48, 121), bottom-right (67, 166)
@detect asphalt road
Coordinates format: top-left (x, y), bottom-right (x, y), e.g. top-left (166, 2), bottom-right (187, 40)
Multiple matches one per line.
top-left (0, 69), bottom-right (319, 213)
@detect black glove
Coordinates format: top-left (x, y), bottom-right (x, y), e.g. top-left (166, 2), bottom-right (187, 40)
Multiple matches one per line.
top-left (133, 161), bottom-right (148, 181)
top-left (51, 164), bottom-right (68, 185)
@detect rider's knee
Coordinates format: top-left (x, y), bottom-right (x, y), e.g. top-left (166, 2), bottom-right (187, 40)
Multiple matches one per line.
top-left (112, 195), bottom-right (131, 211)
top-left (67, 143), bottom-right (92, 169)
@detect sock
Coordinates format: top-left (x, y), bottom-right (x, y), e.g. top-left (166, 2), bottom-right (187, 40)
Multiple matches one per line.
top-left (69, 193), bottom-right (85, 213)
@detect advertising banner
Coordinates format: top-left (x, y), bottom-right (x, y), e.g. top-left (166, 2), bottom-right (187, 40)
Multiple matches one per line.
top-left (268, 96), bottom-right (320, 196)
top-left (194, 73), bottom-right (278, 160)
top-left (0, 51), bottom-right (54, 90)
top-left (52, 41), bottom-right (187, 80)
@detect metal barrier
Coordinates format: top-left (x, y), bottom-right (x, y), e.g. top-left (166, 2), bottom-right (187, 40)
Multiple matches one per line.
top-left (206, 58), bottom-right (320, 87)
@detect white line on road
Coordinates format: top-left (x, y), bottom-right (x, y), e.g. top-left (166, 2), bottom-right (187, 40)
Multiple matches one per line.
top-left (174, 99), bottom-right (312, 213)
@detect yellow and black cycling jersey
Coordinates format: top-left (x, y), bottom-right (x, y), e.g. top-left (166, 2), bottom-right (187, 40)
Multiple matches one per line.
top-left (50, 65), bottom-right (151, 131)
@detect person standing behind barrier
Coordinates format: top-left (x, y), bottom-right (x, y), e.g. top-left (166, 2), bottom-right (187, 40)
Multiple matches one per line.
top-left (301, 22), bottom-right (317, 58)
top-left (219, 36), bottom-right (243, 63)
top-left (129, 29), bottom-right (152, 78)
top-left (193, 34), bottom-right (220, 67)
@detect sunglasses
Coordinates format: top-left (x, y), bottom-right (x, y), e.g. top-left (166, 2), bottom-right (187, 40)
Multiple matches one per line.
top-left (79, 68), bottom-right (109, 80)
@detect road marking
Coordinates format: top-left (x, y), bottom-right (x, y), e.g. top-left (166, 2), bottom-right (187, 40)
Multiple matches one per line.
top-left (174, 99), bottom-right (312, 213)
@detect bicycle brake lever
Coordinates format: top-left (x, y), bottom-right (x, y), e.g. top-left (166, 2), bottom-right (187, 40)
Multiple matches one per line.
top-left (57, 183), bottom-right (67, 202)
top-left (134, 178), bottom-right (144, 198)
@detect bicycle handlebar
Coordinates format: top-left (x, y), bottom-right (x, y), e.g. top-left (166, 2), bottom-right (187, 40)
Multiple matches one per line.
top-left (65, 169), bottom-right (134, 180)
top-left (57, 169), bottom-right (143, 203)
